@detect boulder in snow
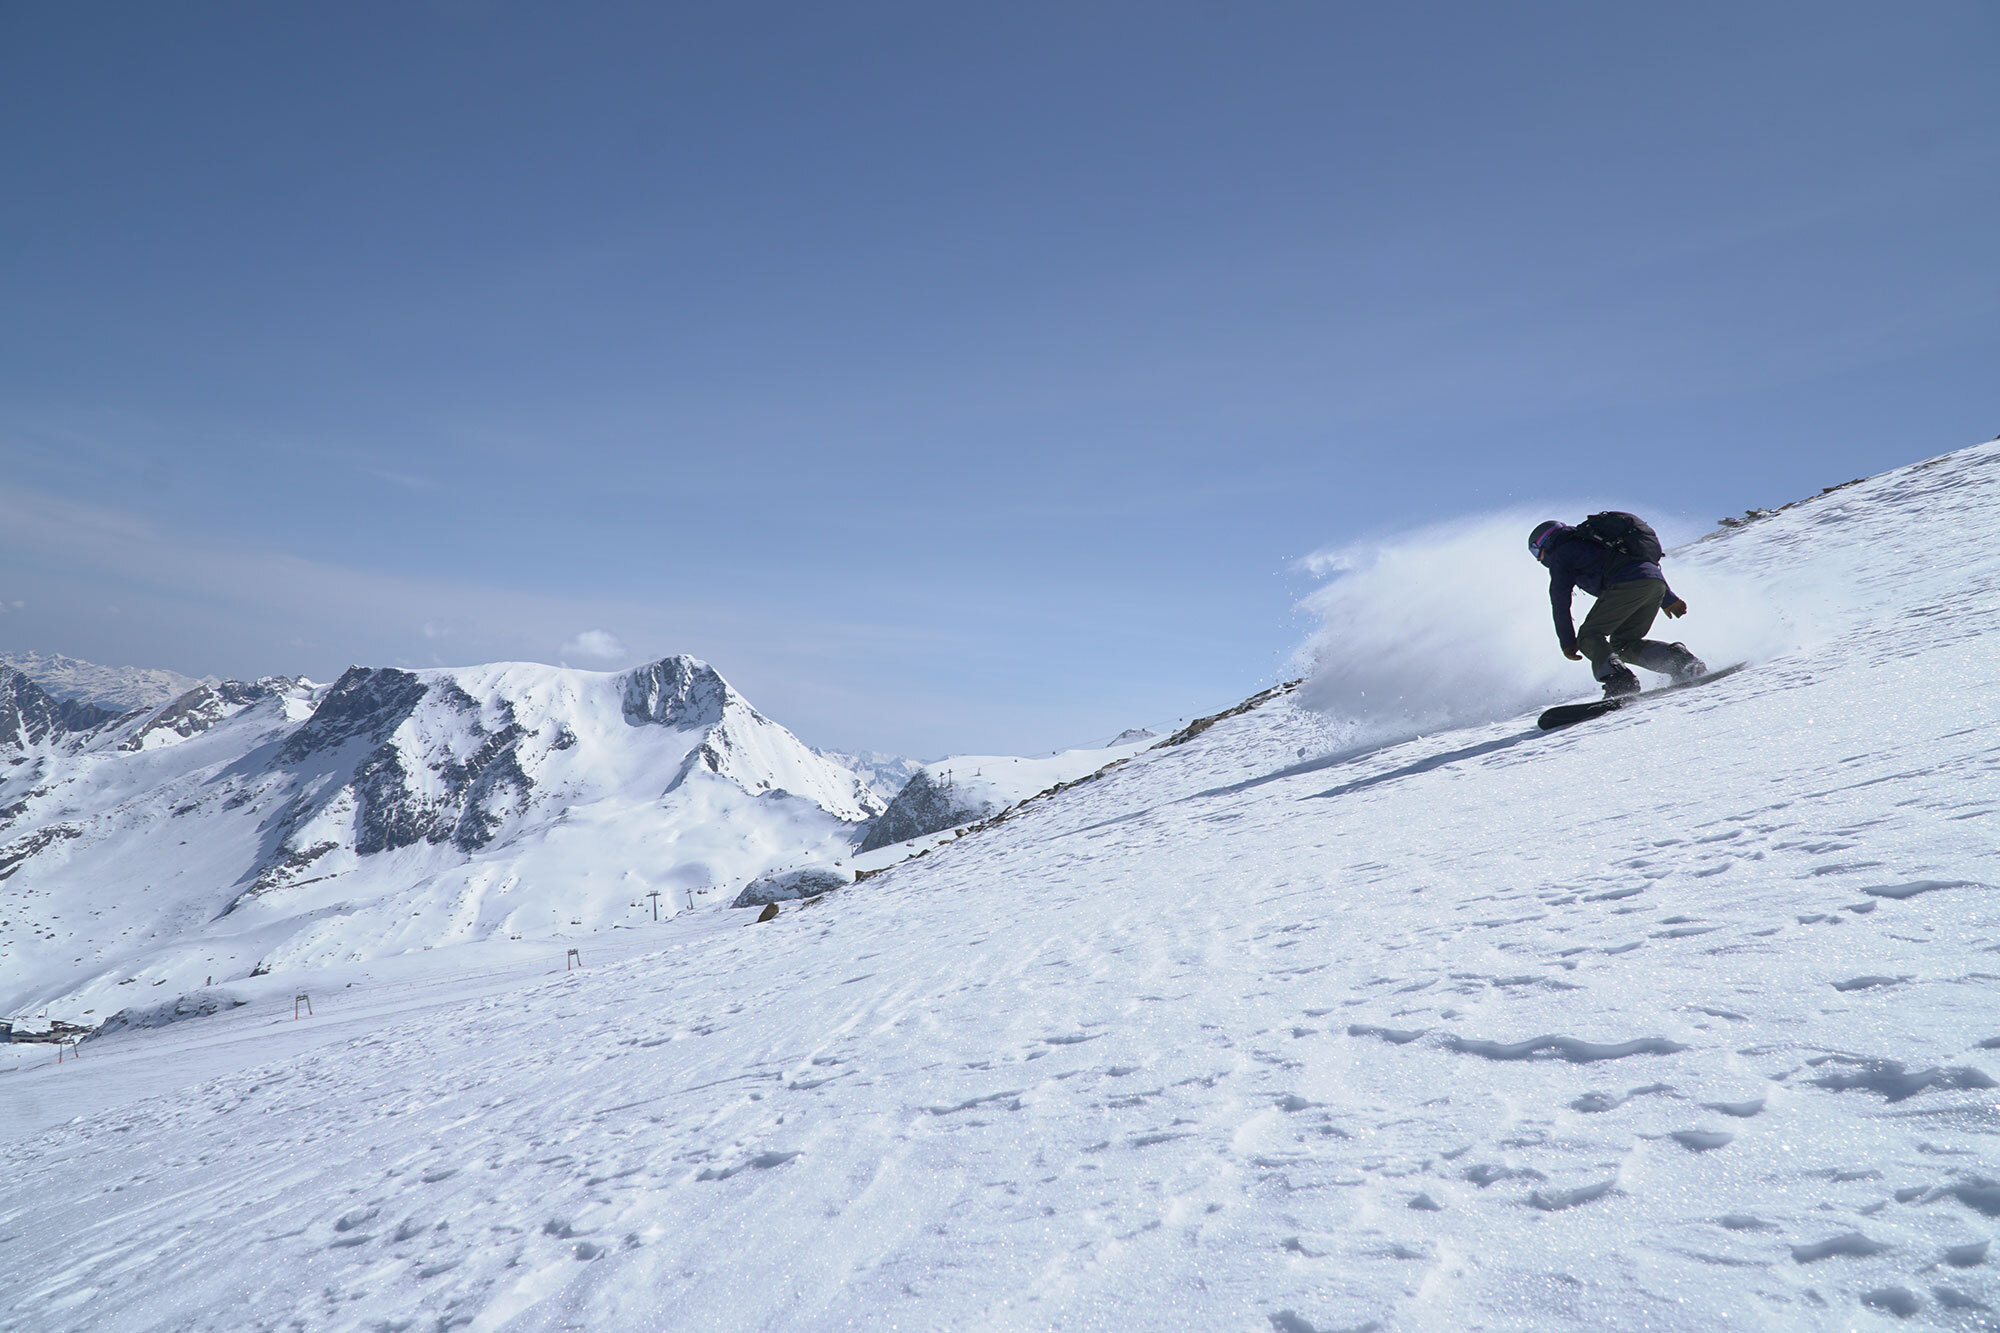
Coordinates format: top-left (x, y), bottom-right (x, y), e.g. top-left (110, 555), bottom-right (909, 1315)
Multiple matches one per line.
top-left (93, 989), bottom-right (249, 1037)
top-left (731, 866), bottom-right (853, 908)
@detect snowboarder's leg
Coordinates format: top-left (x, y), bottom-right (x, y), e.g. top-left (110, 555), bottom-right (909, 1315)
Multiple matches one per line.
top-left (1596, 580), bottom-right (1706, 681)
top-left (1597, 579), bottom-right (1680, 675)
top-left (1577, 580), bottom-right (1661, 696)
top-left (1621, 639), bottom-right (1708, 682)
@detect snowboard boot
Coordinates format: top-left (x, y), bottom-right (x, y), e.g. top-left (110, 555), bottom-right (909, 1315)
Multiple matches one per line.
top-left (1664, 642), bottom-right (1708, 683)
top-left (1622, 639), bottom-right (1709, 683)
top-left (1594, 655), bottom-right (1642, 698)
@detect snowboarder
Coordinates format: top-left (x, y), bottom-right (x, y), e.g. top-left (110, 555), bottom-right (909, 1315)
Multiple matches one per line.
top-left (1529, 515), bottom-right (1706, 698)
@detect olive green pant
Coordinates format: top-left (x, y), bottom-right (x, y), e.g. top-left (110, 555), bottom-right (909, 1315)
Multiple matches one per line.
top-left (1576, 578), bottom-right (1679, 676)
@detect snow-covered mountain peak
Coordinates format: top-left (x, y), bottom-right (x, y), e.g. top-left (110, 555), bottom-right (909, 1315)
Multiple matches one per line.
top-left (620, 654), bottom-right (732, 730)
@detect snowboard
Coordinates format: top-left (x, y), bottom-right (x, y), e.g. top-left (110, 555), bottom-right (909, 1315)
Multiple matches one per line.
top-left (1537, 663), bottom-right (1747, 732)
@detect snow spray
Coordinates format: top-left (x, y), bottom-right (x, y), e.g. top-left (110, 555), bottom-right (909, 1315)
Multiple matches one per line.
top-left (1291, 508), bottom-right (1808, 746)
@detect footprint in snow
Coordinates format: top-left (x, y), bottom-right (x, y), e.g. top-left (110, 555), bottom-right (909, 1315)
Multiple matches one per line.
top-left (1463, 1163), bottom-right (1544, 1188)
top-left (1917, 1179), bottom-right (2000, 1217)
top-left (1805, 1057), bottom-right (1997, 1102)
top-left (1447, 1034), bottom-right (1687, 1062)
top-left (1700, 1097), bottom-right (1765, 1117)
top-left (1346, 1024), bottom-right (1425, 1046)
top-left (1570, 1083), bottom-right (1671, 1113)
top-left (1861, 879), bottom-right (1985, 900)
top-left (695, 1151), bottom-right (801, 1181)
top-left (925, 1090), bottom-right (1025, 1115)
top-left (1944, 1240), bottom-right (1990, 1267)
top-left (1527, 1178), bottom-right (1616, 1211)
top-left (1791, 1231), bottom-right (1890, 1263)
top-left (1718, 1215), bottom-right (1776, 1232)
top-left (333, 1205), bottom-right (379, 1232)
top-left (1860, 1287), bottom-right (1921, 1317)
top-left (1268, 1311), bottom-right (1382, 1333)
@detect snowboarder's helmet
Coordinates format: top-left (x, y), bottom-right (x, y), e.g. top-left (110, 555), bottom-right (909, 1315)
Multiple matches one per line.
top-left (1529, 520), bottom-right (1563, 560)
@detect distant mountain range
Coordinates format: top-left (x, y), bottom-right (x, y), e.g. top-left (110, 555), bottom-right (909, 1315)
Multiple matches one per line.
top-left (0, 650), bottom-right (214, 712)
top-left (0, 655), bottom-right (886, 1021)
top-left (0, 652), bottom-right (1154, 1025)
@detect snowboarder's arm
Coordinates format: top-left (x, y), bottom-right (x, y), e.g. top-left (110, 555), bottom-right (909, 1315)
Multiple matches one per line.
top-left (1661, 583), bottom-right (1687, 618)
top-left (1549, 573), bottom-right (1578, 653)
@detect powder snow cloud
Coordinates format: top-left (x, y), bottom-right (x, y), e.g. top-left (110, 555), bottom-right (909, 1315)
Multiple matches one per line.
top-left (1290, 508), bottom-right (1815, 748)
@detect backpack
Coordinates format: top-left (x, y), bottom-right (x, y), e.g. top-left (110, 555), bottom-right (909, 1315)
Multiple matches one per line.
top-left (1575, 511), bottom-right (1663, 564)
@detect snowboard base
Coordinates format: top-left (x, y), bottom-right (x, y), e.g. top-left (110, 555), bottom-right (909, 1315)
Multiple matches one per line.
top-left (1537, 663), bottom-right (1747, 732)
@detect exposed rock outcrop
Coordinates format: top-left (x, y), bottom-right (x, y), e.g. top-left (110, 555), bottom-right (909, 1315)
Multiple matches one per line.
top-left (0, 667), bottom-right (125, 749)
top-left (622, 656), bottom-right (730, 730)
top-left (858, 769), bottom-right (996, 852)
top-left (122, 678), bottom-right (295, 751)
top-left (277, 667), bottom-right (429, 763)
top-left (731, 866), bottom-right (852, 908)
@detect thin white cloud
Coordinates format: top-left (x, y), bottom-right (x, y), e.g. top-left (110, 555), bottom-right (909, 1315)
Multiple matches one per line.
top-left (562, 629), bottom-right (625, 660)
top-left (0, 481), bottom-right (956, 751)
top-left (363, 467), bottom-right (439, 492)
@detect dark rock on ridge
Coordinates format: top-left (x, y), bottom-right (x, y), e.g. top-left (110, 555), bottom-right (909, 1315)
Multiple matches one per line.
top-left (349, 684), bottom-right (531, 855)
top-left (123, 678), bottom-right (291, 751)
top-left (622, 656), bottom-right (731, 730)
top-left (278, 667), bottom-right (429, 763)
top-left (858, 769), bottom-right (995, 852)
top-left (0, 667), bottom-right (127, 748)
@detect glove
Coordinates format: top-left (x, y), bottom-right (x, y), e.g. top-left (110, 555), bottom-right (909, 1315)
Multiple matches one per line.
top-left (1563, 646), bottom-right (1583, 661)
top-left (1663, 597), bottom-right (1688, 618)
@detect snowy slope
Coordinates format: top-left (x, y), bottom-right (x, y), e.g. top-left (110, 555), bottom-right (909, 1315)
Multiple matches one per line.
top-left (0, 650), bottom-right (211, 711)
top-left (2, 442), bottom-right (1998, 1332)
top-left (0, 656), bottom-right (881, 1026)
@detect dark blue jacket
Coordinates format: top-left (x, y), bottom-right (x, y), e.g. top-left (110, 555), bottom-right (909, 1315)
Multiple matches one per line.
top-left (1542, 529), bottom-right (1678, 653)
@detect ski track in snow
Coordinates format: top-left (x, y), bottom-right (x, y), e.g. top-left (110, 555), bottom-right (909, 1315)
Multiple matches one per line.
top-left (2, 443), bottom-right (1999, 1331)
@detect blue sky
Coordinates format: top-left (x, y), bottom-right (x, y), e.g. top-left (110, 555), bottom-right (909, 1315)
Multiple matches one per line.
top-left (2, 2), bottom-right (1994, 756)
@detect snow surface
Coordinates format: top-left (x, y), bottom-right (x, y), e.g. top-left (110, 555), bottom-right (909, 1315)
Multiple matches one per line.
top-left (3, 441), bottom-right (1999, 1331)
top-left (0, 650), bottom-right (211, 712)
